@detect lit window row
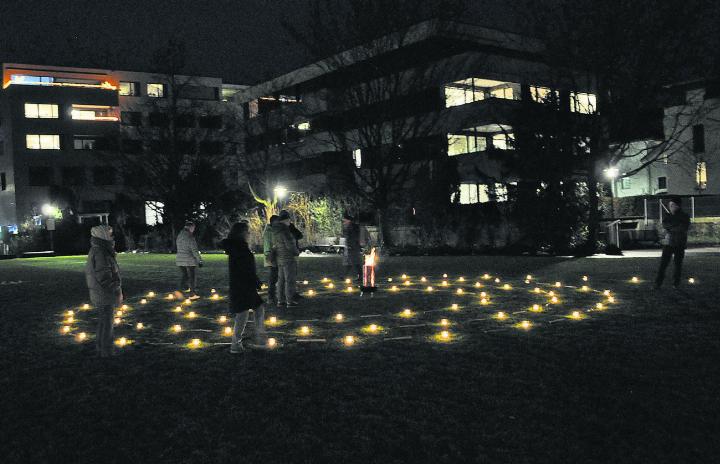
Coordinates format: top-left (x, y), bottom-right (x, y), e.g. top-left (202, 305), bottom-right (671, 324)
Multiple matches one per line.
top-left (24, 103), bottom-right (59, 119)
top-left (9, 74), bottom-right (116, 90)
top-left (24, 103), bottom-right (118, 121)
top-left (447, 129), bottom-right (514, 156)
top-left (119, 82), bottom-right (165, 98)
top-left (453, 183), bottom-right (509, 204)
top-left (26, 134), bottom-right (60, 150)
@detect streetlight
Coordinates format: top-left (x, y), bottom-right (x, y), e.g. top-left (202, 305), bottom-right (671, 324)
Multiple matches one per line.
top-left (273, 185), bottom-right (288, 200)
top-left (604, 167), bottom-right (620, 179)
top-left (42, 203), bottom-right (58, 253)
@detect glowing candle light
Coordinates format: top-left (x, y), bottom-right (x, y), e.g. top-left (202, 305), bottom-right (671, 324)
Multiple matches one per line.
top-left (114, 317), bottom-right (121, 325)
top-left (66, 310), bottom-right (74, 317)
top-left (166, 293), bottom-right (175, 300)
top-left (548, 291), bottom-right (555, 296)
top-left (223, 327), bottom-right (232, 335)
top-left (451, 303), bottom-right (459, 310)
top-left (211, 288), bottom-right (217, 293)
top-left (480, 298), bottom-right (489, 305)
top-left (426, 286), bottom-right (434, 292)
top-left (344, 335), bottom-right (355, 346)
top-left (440, 318), bottom-right (449, 327)
top-left (82, 304), bottom-right (90, 310)
top-left (534, 287), bottom-right (541, 293)
top-left (116, 310), bottom-right (123, 317)
top-left (322, 277), bottom-right (328, 282)
top-left (474, 282), bottom-right (481, 288)
top-left (147, 291), bottom-right (155, 298)
top-left (211, 293), bottom-right (220, 300)
top-left (62, 326), bottom-right (71, 334)
top-left (140, 299), bottom-right (147, 305)
top-left (335, 313), bottom-right (344, 322)
top-left (268, 338), bottom-right (277, 348)
top-left (327, 283), bottom-right (335, 289)
top-left (136, 322), bottom-right (144, 330)
top-left (483, 274), bottom-right (491, 280)
top-left (219, 315), bottom-right (227, 323)
top-left (187, 311), bottom-right (197, 319)
top-left (480, 292), bottom-right (487, 297)
top-left (115, 337), bottom-right (128, 347)
top-left (494, 278), bottom-right (501, 283)
top-left (121, 304), bottom-right (129, 310)
top-left (368, 324), bottom-right (378, 333)
top-left (550, 296), bottom-right (559, 304)
top-left (555, 282), bottom-right (562, 288)
top-left (172, 324), bottom-right (182, 333)
top-left (390, 285), bottom-right (398, 291)
top-left (596, 303), bottom-right (605, 310)
top-left (458, 277), bottom-right (465, 282)
top-left (303, 280), bottom-right (310, 285)
top-left (401, 309), bottom-right (413, 317)
top-left (65, 316), bottom-right (74, 324)
top-left (190, 338), bottom-right (201, 348)
top-left (421, 277), bottom-right (427, 282)
top-left (456, 288), bottom-right (464, 294)
top-left (300, 326), bottom-right (310, 335)
top-left (346, 286), bottom-right (354, 292)
top-left (582, 275), bottom-right (588, 282)
top-left (184, 298), bottom-right (192, 305)
top-left (581, 285), bottom-right (589, 292)
top-left (688, 277), bottom-right (695, 284)
top-left (519, 320), bottom-right (531, 330)
top-left (496, 311), bottom-right (507, 320)
top-left (387, 278), bottom-right (393, 282)
top-left (268, 316), bottom-right (277, 325)
top-left (442, 280), bottom-right (448, 286)
top-left (526, 274), bottom-right (532, 280)
top-left (603, 290), bottom-right (611, 296)
top-left (631, 276), bottom-right (639, 283)
top-left (308, 289), bottom-right (316, 296)
top-left (570, 311), bottom-right (582, 319)
top-left (404, 280), bottom-right (411, 286)
top-left (401, 274), bottom-right (408, 279)
top-left (440, 330), bottom-right (450, 340)
top-left (173, 306), bottom-right (182, 313)
top-left (531, 304), bottom-right (542, 312)
top-left (77, 332), bottom-right (87, 342)
top-left (502, 284), bottom-right (511, 290)
top-left (525, 280), bottom-right (530, 284)
top-left (607, 296), bottom-right (615, 303)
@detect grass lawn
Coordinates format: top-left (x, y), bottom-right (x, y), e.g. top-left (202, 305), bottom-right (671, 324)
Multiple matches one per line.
top-left (1, 252), bottom-right (719, 463)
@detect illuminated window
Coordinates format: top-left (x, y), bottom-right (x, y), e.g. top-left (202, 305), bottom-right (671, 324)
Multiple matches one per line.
top-left (492, 133), bottom-right (514, 150)
top-left (447, 134), bottom-right (487, 156)
top-left (570, 92), bottom-right (597, 113)
top-left (530, 86), bottom-right (559, 103)
top-left (119, 82), bottom-right (138, 96)
top-left (70, 104), bottom-right (117, 121)
top-left (25, 103), bottom-right (59, 119)
top-left (146, 83), bottom-right (165, 98)
top-left (145, 201), bottom-right (164, 225)
top-left (352, 148), bottom-right (362, 168)
top-left (11, 75), bottom-right (53, 85)
top-left (696, 161), bottom-right (707, 190)
top-left (454, 183), bottom-right (508, 204)
top-left (490, 86), bottom-right (513, 100)
top-left (26, 134), bottom-right (60, 150)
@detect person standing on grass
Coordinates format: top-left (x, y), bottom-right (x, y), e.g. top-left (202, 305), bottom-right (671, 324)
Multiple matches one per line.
top-left (262, 214), bottom-right (280, 305)
top-left (85, 225), bottom-right (123, 358)
top-left (342, 212), bottom-right (364, 281)
top-left (221, 222), bottom-right (267, 353)
top-left (176, 221), bottom-right (203, 299)
top-left (272, 210), bottom-right (300, 307)
top-left (655, 196), bottom-right (691, 289)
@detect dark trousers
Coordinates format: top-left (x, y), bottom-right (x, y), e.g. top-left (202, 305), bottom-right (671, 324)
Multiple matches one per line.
top-left (96, 304), bottom-right (114, 357)
top-left (656, 246), bottom-right (685, 286)
top-left (179, 266), bottom-right (197, 293)
top-left (267, 266), bottom-right (278, 302)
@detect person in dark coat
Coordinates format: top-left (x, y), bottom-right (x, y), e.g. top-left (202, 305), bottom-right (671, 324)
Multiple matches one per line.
top-left (655, 196), bottom-right (691, 288)
top-left (262, 215), bottom-right (280, 305)
top-left (221, 222), bottom-right (267, 353)
top-left (85, 225), bottom-right (123, 357)
top-left (342, 212), bottom-right (364, 281)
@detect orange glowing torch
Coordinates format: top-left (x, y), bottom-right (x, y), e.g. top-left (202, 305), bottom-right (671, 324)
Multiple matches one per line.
top-left (361, 248), bottom-right (377, 296)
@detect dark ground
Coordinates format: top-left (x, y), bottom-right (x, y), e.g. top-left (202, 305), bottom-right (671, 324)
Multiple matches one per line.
top-left (1, 253), bottom-right (719, 464)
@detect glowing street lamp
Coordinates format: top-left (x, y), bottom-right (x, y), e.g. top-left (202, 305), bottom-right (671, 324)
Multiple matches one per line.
top-left (273, 185), bottom-right (288, 200)
top-left (604, 166), bottom-right (620, 179)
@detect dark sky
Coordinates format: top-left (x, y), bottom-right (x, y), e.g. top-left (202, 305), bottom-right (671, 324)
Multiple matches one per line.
top-left (0, 0), bottom-right (524, 85)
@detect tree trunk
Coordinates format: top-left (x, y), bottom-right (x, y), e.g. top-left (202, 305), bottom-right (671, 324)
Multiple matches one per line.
top-left (586, 170), bottom-right (599, 254)
top-left (376, 208), bottom-right (392, 251)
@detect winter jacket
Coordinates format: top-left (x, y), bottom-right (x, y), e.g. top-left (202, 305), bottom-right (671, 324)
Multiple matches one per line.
top-left (262, 224), bottom-right (276, 268)
top-left (85, 236), bottom-right (122, 307)
top-left (176, 228), bottom-right (202, 267)
top-left (342, 222), bottom-right (363, 267)
top-left (271, 222), bottom-right (299, 265)
top-left (221, 236), bottom-right (263, 313)
top-left (661, 210), bottom-right (690, 249)
top-left (289, 223), bottom-right (303, 248)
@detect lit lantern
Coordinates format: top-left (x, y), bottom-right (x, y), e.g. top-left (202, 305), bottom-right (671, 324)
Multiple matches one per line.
top-left (440, 318), bottom-right (449, 327)
top-left (440, 330), bottom-right (450, 340)
top-left (550, 296), bottom-right (559, 304)
top-left (147, 291), bottom-right (155, 298)
top-left (173, 306), bottom-right (182, 313)
top-left (361, 248), bottom-right (378, 296)
top-left (219, 315), bottom-right (227, 324)
top-left (187, 311), bottom-right (197, 319)
top-left (519, 320), bottom-right (531, 330)
top-left (442, 273), bottom-right (448, 278)
top-left (531, 304), bottom-right (542, 312)
top-left (140, 299), bottom-right (148, 305)
top-left (172, 324), bottom-right (182, 333)
top-left (62, 326), bottom-right (71, 334)
top-left (401, 309), bottom-right (413, 318)
top-left (451, 303), bottom-right (459, 311)
top-left (136, 322), bottom-right (144, 330)
top-left (502, 284), bottom-right (511, 290)
top-left (595, 303), bottom-right (605, 310)
top-left (268, 338), bottom-right (277, 348)
top-left (268, 316), bottom-right (277, 325)
top-left (483, 274), bottom-right (491, 280)
top-left (300, 326), bottom-right (310, 335)
top-left (335, 313), bottom-right (344, 322)
top-left (456, 288), bottom-right (464, 295)
top-left (631, 277), bottom-right (639, 283)
top-left (344, 335), bottom-right (355, 346)
top-left (496, 311), bottom-right (507, 320)
top-left (308, 289), bottom-right (316, 296)
top-left (390, 285), bottom-right (398, 291)
top-left (82, 304), bottom-right (90, 310)
top-left (76, 332), bottom-right (87, 342)
top-left (115, 337), bottom-right (128, 347)
top-left (190, 338), bottom-right (201, 348)
top-left (474, 282), bottom-right (481, 288)
top-left (114, 317), bottom-right (121, 325)
top-left (223, 326), bottom-right (232, 335)
top-left (442, 280), bottom-right (448, 286)
top-left (688, 277), bottom-right (695, 284)
top-left (570, 311), bottom-right (582, 320)
top-left (555, 282), bottom-right (562, 288)
top-left (534, 287), bottom-right (541, 294)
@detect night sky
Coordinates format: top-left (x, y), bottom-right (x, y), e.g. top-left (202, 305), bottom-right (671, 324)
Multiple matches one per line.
top-left (0, 0), bottom-right (523, 85)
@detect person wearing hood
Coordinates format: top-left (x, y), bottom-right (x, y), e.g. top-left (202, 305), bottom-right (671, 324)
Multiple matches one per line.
top-left (272, 210), bottom-right (300, 307)
top-left (220, 221), bottom-right (267, 353)
top-left (85, 225), bottom-right (123, 357)
top-left (176, 221), bottom-right (203, 299)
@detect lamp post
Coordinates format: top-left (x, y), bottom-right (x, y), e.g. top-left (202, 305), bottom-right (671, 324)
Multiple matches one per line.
top-left (42, 204), bottom-right (58, 253)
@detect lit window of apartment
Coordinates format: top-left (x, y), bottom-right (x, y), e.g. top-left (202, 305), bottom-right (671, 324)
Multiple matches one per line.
top-left (492, 132), bottom-right (515, 150)
top-left (490, 86), bottom-right (513, 100)
top-left (73, 136), bottom-right (97, 150)
top-left (24, 103), bottom-right (59, 119)
top-left (119, 82), bottom-right (139, 96)
top-left (352, 148), bottom-right (362, 168)
top-left (454, 183), bottom-right (508, 204)
top-left (12, 75), bottom-right (53, 85)
top-left (657, 176), bottom-right (667, 190)
top-left (26, 134), bottom-right (60, 150)
top-left (570, 92), bottom-right (597, 114)
top-left (447, 134), bottom-right (487, 156)
top-left (692, 125), bottom-right (705, 153)
top-left (71, 105), bottom-right (118, 121)
top-left (696, 161), bottom-right (707, 190)
top-left (621, 177), bottom-right (632, 189)
top-left (146, 83), bottom-right (165, 98)
top-left (444, 78), bottom-right (520, 108)
top-left (530, 86), bottom-right (559, 103)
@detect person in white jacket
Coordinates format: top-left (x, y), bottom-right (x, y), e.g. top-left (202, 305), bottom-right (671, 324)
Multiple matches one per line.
top-left (176, 221), bottom-right (203, 299)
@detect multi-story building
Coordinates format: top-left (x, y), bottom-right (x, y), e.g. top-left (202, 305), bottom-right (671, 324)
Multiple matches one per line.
top-left (0, 63), bottom-right (245, 237)
top-left (233, 20), bottom-right (598, 218)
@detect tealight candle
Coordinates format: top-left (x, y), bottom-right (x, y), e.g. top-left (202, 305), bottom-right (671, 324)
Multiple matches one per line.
top-left (531, 304), bottom-right (541, 312)
top-left (688, 278), bottom-right (695, 284)
top-left (440, 319), bottom-right (449, 327)
top-left (140, 299), bottom-right (148, 304)
top-left (223, 327), bottom-right (232, 335)
top-left (480, 292), bottom-right (487, 297)
top-left (631, 277), bottom-right (639, 283)
top-left (421, 277), bottom-right (427, 282)
top-left (534, 287), bottom-right (541, 293)
top-left (426, 286), bottom-right (433, 291)
top-left (596, 303), bottom-right (604, 310)
top-left (401, 274), bottom-right (407, 279)
top-left (82, 304), bottom-right (90, 310)
top-left (494, 278), bottom-right (501, 283)
top-left (550, 296), bottom-right (559, 304)
top-left (62, 326), bottom-right (71, 334)
top-left (440, 330), bottom-right (450, 340)
top-left (390, 286), bottom-right (398, 291)
top-left (582, 276), bottom-right (588, 281)
top-left (387, 278), bottom-right (393, 282)
top-left (480, 298), bottom-right (489, 305)
top-left (474, 282), bottom-right (481, 288)
top-left (520, 320), bottom-right (531, 330)
top-left (483, 274), bottom-right (491, 280)
top-left (555, 282), bottom-right (562, 288)
top-left (496, 311), bottom-right (507, 320)
top-left (187, 311), bottom-right (196, 319)
top-left (268, 338), bottom-right (277, 347)
top-left (116, 310), bottom-right (123, 317)
top-left (456, 288), bottom-right (463, 294)
top-left (344, 335), bottom-right (355, 346)
top-left (443, 273), bottom-right (448, 278)
top-left (300, 326), bottom-right (310, 335)
top-left (441, 281), bottom-right (448, 286)
top-left (502, 284), bottom-right (511, 290)
top-left (526, 275), bottom-right (532, 280)
top-left (335, 313), bottom-right (344, 321)
top-left (121, 304), bottom-right (129, 310)
top-left (116, 337), bottom-right (128, 347)
top-left (571, 311), bottom-right (581, 319)
top-left (327, 283), bottom-right (334, 289)
top-left (136, 322), bottom-right (144, 330)
top-left (304, 280), bottom-right (310, 285)
top-left (172, 324), bottom-right (182, 332)
top-left (147, 291), bottom-right (155, 297)
top-left (114, 317), bottom-right (121, 325)
top-left (346, 286), bottom-right (353, 292)
top-left (451, 303), bottom-right (459, 310)
top-left (458, 277), bottom-right (465, 282)
top-left (66, 310), bottom-right (74, 317)
top-left (402, 309), bottom-right (413, 317)
top-left (368, 324), bottom-right (378, 332)
top-left (308, 289), bottom-right (315, 296)
top-left (173, 306), bottom-right (182, 313)
top-left (167, 293), bottom-right (175, 300)
top-left (268, 316), bottom-right (277, 325)
top-left (190, 338), bottom-right (201, 348)
top-left (219, 315), bottom-right (227, 323)
top-left (77, 332), bottom-right (87, 341)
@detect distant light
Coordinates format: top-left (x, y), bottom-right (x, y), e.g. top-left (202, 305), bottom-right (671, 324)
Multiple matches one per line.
top-left (344, 335), bottom-right (355, 346)
top-left (335, 313), bottom-right (344, 322)
top-left (274, 185), bottom-right (288, 199)
top-left (136, 322), bottom-right (144, 330)
top-left (268, 338), bottom-right (277, 348)
top-left (440, 319), bottom-right (449, 327)
top-left (605, 167), bottom-right (620, 179)
top-left (41, 204), bottom-right (58, 216)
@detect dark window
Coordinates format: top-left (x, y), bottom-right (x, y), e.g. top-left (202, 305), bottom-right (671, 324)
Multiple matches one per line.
top-left (657, 176), bottom-right (667, 190)
top-left (121, 139), bottom-right (143, 154)
top-left (199, 140), bottom-right (223, 155)
top-left (705, 80), bottom-right (720, 99)
top-left (28, 167), bottom-right (54, 186)
top-left (175, 114), bottom-right (196, 128)
top-left (199, 115), bottom-right (222, 129)
top-left (74, 136), bottom-right (97, 150)
top-left (93, 167), bottom-right (115, 186)
top-left (121, 111), bottom-right (142, 126)
top-left (178, 86), bottom-right (217, 100)
top-left (149, 112), bottom-right (169, 127)
top-left (693, 125), bottom-right (705, 153)
top-left (0, 140), bottom-right (4, 155)
top-left (1, 172), bottom-right (6, 191)
top-left (62, 167), bottom-right (85, 186)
